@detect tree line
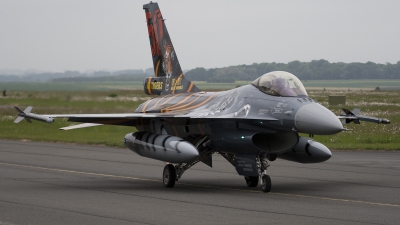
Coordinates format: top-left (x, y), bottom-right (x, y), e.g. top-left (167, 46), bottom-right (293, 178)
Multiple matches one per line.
top-left (0, 69), bottom-right (153, 82)
top-left (185, 60), bottom-right (400, 83)
top-left (52, 73), bottom-right (148, 82)
top-left (2, 60), bottom-right (400, 83)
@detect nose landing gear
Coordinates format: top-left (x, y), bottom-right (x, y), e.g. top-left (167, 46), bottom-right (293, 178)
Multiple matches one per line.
top-left (260, 175), bottom-right (271, 192)
top-left (257, 154), bottom-right (272, 192)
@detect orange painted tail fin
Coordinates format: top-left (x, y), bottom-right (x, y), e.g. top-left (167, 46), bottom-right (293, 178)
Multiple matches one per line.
top-left (143, 2), bottom-right (200, 95)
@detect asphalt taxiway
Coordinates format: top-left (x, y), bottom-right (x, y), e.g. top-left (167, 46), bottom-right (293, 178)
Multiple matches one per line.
top-left (0, 139), bottom-right (399, 225)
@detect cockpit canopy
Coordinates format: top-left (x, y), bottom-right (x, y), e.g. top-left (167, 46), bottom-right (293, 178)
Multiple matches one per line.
top-left (252, 71), bottom-right (308, 97)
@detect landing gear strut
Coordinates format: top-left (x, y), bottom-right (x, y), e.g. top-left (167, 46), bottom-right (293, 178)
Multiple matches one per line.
top-left (162, 136), bottom-right (213, 188)
top-left (257, 154), bottom-right (272, 192)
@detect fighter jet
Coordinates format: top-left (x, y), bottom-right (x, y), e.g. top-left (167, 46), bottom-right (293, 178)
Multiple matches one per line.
top-left (14, 2), bottom-right (390, 192)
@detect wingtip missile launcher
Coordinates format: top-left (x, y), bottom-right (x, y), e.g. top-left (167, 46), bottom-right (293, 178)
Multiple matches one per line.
top-left (14, 106), bottom-right (54, 124)
top-left (339, 108), bottom-right (390, 125)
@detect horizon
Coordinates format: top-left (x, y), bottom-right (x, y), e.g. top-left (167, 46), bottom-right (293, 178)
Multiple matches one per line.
top-left (1, 0), bottom-right (400, 73)
top-left (2, 59), bottom-right (400, 76)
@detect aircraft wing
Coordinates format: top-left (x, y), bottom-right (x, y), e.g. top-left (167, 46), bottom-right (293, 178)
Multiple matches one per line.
top-left (14, 106), bottom-right (279, 130)
top-left (15, 108), bottom-right (184, 124)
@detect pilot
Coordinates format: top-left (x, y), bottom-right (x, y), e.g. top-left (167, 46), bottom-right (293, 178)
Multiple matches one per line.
top-left (273, 77), bottom-right (296, 96)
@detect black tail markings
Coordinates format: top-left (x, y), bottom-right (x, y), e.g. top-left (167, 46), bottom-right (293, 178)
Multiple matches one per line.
top-left (143, 2), bottom-right (200, 95)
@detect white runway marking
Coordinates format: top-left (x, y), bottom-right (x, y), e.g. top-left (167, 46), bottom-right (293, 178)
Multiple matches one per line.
top-left (1, 162), bottom-right (399, 208)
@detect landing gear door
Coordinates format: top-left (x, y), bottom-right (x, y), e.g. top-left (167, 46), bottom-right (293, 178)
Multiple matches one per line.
top-left (234, 154), bottom-right (258, 177)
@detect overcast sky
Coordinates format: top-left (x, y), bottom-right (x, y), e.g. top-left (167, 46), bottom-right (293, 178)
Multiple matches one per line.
top-left (1, 0), bottom-right (399, 73)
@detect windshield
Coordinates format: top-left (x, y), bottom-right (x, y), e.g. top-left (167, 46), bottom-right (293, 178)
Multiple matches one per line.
top-left (252, 71), bottom-right (308, 97)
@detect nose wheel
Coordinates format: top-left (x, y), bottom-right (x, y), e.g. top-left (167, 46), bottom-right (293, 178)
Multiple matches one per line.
top-left (260, 175), bottom-right (271, 192)
top-left (163, 164), bottom-right (176, 188)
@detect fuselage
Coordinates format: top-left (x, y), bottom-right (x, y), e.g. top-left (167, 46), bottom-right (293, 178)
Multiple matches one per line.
top-left (134, 83), bottom-right (343, 155)
top-left (136, 89), bottom-right (228, 114)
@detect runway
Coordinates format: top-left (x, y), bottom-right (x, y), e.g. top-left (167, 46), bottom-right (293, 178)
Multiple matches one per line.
top-left (0, 139), bottom-right (399, 225)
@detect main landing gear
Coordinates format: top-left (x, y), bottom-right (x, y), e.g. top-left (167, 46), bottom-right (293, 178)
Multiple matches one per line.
top-left (245, 175), bottom-right (271, 192)
top-left (163, 164), bottom-right (176, 188)
top-left (245, 176), bottom-right (259, 187)
top-left (162, 141), bottom-right (273, 193)
top-left (162, 136), bottom-right (213, 188)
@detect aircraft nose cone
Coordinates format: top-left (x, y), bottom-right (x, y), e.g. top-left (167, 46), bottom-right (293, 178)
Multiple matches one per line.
top-left (295, 104), bottom-right (343, 135)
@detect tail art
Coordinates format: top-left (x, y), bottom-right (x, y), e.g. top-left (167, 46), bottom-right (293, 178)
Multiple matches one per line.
top-left (143, 2), bottom-right (200, 95)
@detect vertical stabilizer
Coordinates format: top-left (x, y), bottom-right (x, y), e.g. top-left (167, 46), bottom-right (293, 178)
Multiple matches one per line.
top-left (143, 2), bottom-right (200, 95)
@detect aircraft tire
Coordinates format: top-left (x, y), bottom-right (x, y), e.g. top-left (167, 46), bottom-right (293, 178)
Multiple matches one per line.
top-left (163, 164), bottom-right (176, 188)
top-left (261, 175), bottom-right (271, 192)
top-left (245, 176), bottom-right (259, 187)
top-left (267, 153), bottom-right (277, 161)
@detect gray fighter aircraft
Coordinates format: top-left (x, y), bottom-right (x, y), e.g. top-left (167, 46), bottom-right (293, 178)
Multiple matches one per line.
top-left (14, 2), bottom-right (390, 192)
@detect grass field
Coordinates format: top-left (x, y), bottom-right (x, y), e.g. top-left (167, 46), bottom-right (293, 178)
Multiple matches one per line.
top-left (1, 87), bottom-right (399, 150)
top-left (302, 79), bottom-right (400, 88)
top-left (306, 89), bottom-right (399, 150)
top-left (1, 90), bottom-right (147, 147)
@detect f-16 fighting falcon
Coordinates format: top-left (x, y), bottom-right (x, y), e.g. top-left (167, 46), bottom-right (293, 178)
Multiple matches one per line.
top-left (14, 2), bottom-right (390, 192)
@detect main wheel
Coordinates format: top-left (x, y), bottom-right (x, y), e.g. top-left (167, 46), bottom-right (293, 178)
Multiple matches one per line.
top-left (245, 176), bottom-right (259, 187)
top-left (261, 175), bottom-right (271, 193)
top-left (163, 164), bottom-right (176, 188)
